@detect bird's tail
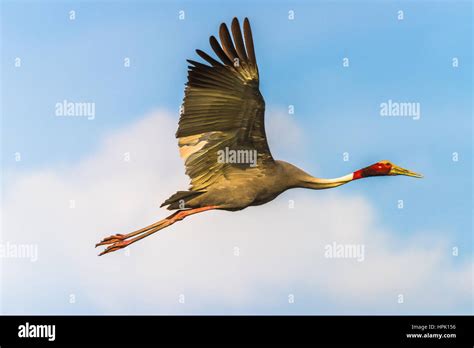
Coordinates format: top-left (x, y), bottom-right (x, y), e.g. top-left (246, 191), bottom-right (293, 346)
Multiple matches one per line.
top-left (160, 190), bottom-right (204, 210)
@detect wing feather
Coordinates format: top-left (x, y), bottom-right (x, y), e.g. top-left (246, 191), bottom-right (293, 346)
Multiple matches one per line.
top-left (209, 36), bottom-right (233, 66)
top-left (219, 23), bottom-right (239, 62)
top-left (177, 17), bottom-right (273, 191)
top-left (243, 18), bottom-right (257, 65)
top-left (231, 18), bottom-right (248, 62)
top-left (195, 50), bottom-right (223, 67)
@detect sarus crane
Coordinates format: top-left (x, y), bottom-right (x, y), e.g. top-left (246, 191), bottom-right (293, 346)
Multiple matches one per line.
top-left (96, 17), bottom-right (423, 256)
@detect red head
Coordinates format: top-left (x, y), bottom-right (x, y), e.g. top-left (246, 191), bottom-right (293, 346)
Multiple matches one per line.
top-left (353, 160), bottom-right (423, 180)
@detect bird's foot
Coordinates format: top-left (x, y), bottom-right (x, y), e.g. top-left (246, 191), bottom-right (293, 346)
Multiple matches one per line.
top-left (95, 234), bottom-right (126, 247)
top-left (96, 234), bottom-right (132, 256)
top-left (97, 239), bottom-right (132, 256)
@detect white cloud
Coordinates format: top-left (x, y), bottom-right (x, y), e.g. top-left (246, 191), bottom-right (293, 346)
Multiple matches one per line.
top-left (1, 109), bottom-right (472, 314)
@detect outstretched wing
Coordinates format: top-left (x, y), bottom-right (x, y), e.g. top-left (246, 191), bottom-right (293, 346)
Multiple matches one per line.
top-left (177, 17), bottom-right (274, 192)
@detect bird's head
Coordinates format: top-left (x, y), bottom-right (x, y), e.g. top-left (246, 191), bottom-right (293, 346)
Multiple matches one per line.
top-left (353, 160), bottom-right (423, 179)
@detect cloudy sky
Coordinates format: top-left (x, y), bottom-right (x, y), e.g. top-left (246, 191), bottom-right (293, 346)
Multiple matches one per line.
top-left (1, 0), bottom-right (472, 314)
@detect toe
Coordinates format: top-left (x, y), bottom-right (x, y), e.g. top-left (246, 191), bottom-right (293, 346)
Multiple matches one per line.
top-left (95, 234), bottom-right (126, 248)
top-left (98, 240), bottom-right (131, 256)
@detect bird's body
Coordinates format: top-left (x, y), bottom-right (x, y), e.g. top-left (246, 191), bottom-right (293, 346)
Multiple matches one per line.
top-left (170, 161), bottom-right (303, 211)
top-left (96, 17), bottom-right (422, 256)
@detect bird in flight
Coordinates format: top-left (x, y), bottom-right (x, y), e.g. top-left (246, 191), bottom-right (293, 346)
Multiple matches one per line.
top-left (96, 17), bottom-right (422, 256)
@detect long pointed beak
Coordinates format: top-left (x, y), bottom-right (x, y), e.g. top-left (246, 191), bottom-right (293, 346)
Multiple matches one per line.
top-left (391, 165), bottom-right (423, 178)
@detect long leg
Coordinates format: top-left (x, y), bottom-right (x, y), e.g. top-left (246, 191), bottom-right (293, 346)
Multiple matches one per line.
top-left (95, 206), bottom-right (217, 256)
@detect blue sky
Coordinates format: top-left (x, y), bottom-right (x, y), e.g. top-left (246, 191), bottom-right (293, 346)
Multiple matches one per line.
top-left (1, 0), bottom-right (472, 314)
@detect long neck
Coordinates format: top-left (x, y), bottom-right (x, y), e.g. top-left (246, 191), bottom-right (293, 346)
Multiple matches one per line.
top-left (298, 172), bottom-right (355, 190)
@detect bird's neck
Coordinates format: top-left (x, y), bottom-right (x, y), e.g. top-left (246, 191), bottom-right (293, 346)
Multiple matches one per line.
top-left (298, 172), bottom-right (355, 190)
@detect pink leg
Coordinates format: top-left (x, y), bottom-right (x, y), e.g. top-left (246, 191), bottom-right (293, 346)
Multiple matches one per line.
top-left (96, 206), bottom-right (217, 256)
